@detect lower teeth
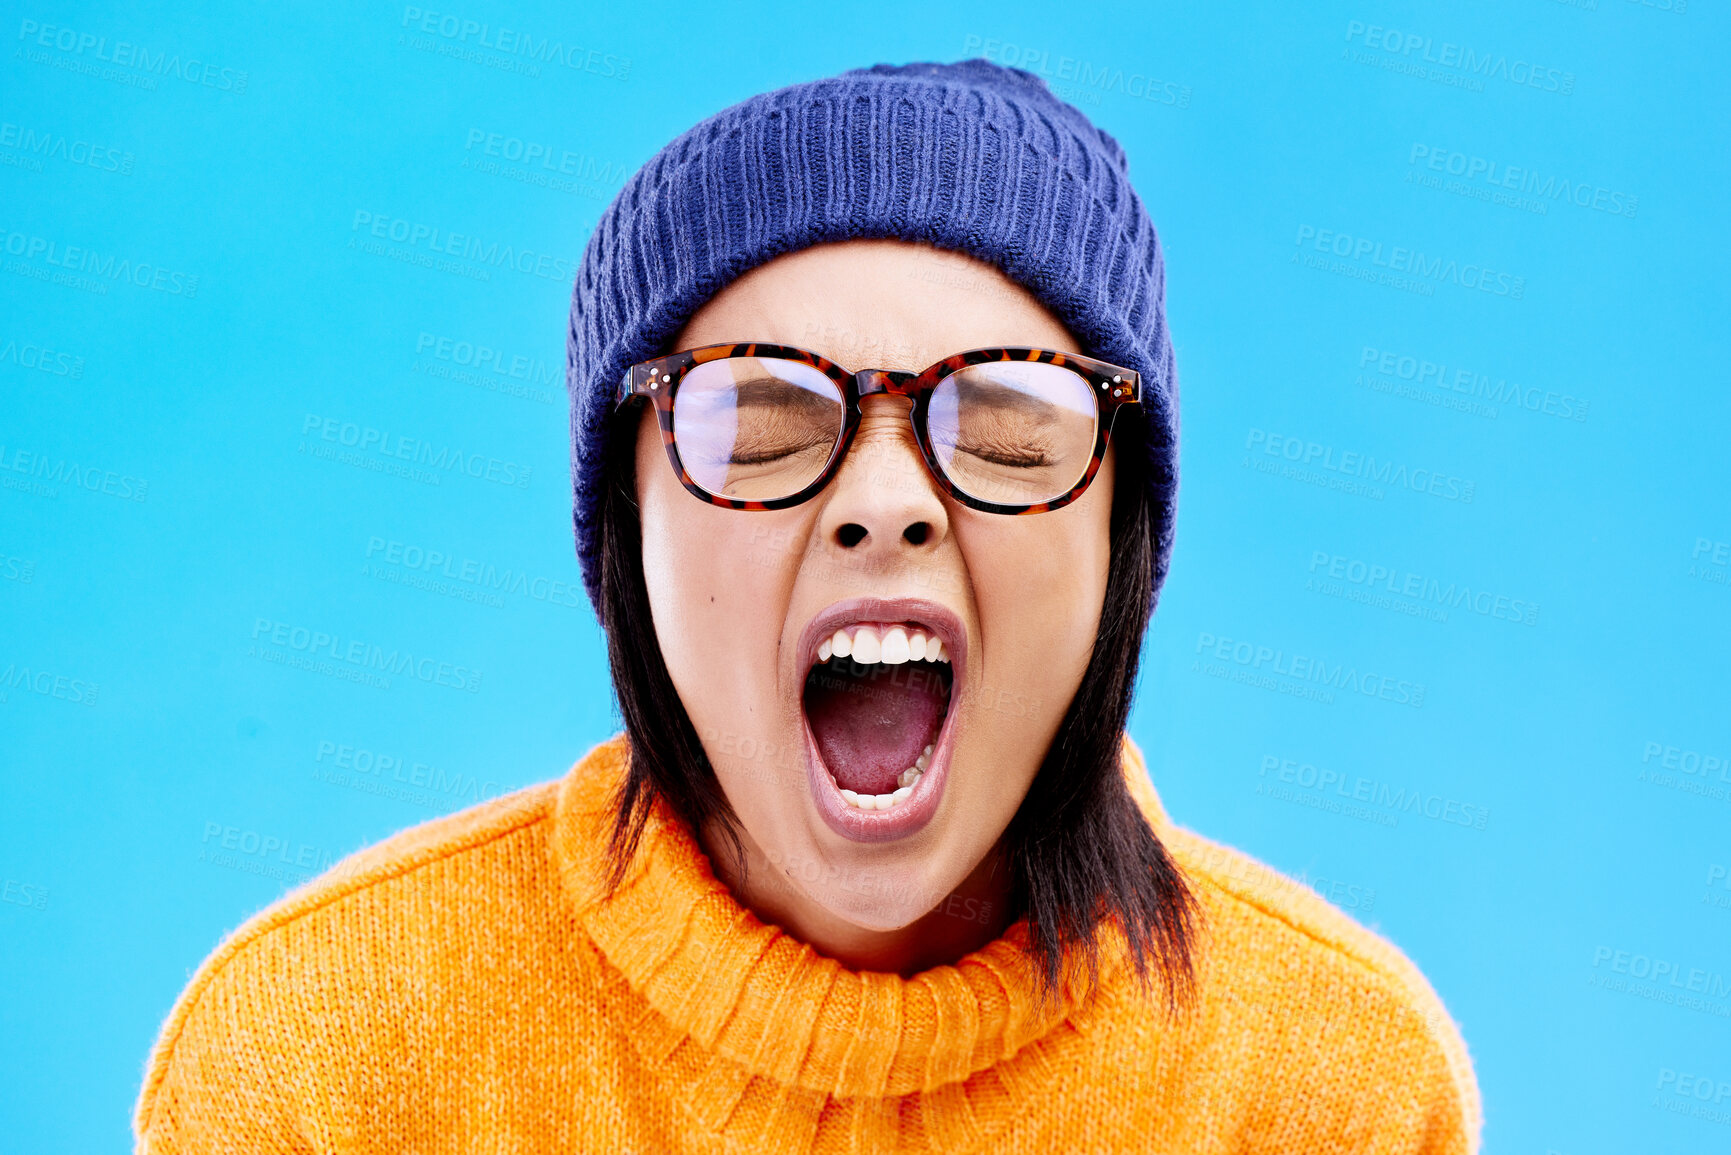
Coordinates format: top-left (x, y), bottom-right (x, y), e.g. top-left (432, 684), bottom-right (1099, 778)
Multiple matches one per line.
top-left (835, 745), bottom-right (933, 810)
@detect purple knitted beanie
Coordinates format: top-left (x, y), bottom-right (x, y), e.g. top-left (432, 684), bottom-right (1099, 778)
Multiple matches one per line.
top-left (566, 59), bottom-right (1178, 611)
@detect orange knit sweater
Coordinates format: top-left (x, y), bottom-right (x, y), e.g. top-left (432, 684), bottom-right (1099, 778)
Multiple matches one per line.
top-left (135, 737), bottom-right (1481, 1153)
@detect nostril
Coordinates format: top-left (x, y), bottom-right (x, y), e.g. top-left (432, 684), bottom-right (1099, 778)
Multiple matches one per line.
top-left (902, 522), bottom-right (930, 546)
top-left (836, 523), bottom-right (868, 548)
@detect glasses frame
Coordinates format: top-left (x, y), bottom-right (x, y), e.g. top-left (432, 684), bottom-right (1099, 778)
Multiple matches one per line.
top-left (615, 342), bottom-right (1142, 515)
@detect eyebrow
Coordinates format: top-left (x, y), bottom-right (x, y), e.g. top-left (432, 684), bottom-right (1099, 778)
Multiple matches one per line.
top-left (729, 379), bottom-right (842, 412)
top-left (955, 377), bottom-right (1045, 408)
top-left (948, 378), bottom-right (1065, 417)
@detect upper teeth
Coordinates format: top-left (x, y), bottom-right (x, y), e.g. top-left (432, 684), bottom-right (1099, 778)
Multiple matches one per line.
top-left (819, 624), bottom-right (950, 666)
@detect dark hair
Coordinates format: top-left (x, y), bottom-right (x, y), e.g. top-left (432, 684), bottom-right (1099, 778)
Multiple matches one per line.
top-left (595, 403), bottom-right (1197, 1010)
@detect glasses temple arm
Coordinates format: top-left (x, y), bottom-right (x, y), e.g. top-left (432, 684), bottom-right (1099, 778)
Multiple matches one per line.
top-left (615, 365), bottom-right (648, 408)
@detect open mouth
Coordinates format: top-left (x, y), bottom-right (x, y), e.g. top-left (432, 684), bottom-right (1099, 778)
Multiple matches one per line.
top-left (797, 599), bottom-right (964, 840)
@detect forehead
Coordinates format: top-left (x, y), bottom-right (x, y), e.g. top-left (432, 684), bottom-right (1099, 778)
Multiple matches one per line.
top-left (672, 239), bottom-right (1078, 372)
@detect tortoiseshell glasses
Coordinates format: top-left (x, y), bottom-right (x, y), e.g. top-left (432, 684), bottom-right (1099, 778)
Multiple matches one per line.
top-left (616, 343), bottom-right (1142, 515)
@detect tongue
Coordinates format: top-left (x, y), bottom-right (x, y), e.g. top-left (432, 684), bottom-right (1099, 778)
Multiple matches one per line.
top-left (803, 658), bottom-right (949, 796)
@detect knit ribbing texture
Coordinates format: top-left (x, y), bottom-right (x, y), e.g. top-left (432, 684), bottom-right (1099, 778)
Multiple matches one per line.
top-left (134, 737), bottom-right (1482, 1153)
top-left (566, 60), bottom-right (1179, 611)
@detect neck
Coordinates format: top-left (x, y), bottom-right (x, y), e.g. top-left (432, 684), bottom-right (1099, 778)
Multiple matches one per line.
top-left (699, 820), bottom-right (1013, 976)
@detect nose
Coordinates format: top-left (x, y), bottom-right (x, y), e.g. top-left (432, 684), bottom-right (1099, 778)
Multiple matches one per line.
top-left (818, 393), bottom-right (950, 556)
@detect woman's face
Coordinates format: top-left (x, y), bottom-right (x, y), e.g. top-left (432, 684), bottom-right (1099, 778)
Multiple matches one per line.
top-left (635, 239), bottom-right (1116, 950)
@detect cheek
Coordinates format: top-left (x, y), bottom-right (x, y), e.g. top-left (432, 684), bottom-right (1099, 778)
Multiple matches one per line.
top-left (965, 521), bottom-right (1108, 656)
top-left (959, 488), bottom-right (1112, 654)
top-left (634, 416), bottom-right (807, 708)
top-left (950, 484), bottom-right (1113, 741)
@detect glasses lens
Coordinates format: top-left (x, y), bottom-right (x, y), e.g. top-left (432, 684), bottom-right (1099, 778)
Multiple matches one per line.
top-left (672, 357), bottom-right (846, 501)
top-left (927, 361), bottom-right (1100, 507)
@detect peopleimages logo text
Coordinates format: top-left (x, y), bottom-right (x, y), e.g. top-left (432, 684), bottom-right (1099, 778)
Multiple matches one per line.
top-left (365, 537), bottom-right (583, 609)
top-left (962, 34), bottom-right (1190, 107)
top-left (350, 211), bottom-right (577, 283)
top-left (1408, 144), bottom-right (1637, 219)
top-left (250, 618), bottom-right (482, 693)
top-left (1195, 631), bottom-right (1427, 707)
top-left (1308, 551), bottom-right (1539, 626)
top-left (300, 414), bottom-right (533, 489)
top-left (398, 7), bottom-right (631, 79)
top-left (0, 226), bottom-right (199, 296)
top-left (16, 18), bottom-right (250, 91)
top-left (1643, 741), bottom-right (1730, 782)
top-left (0, 337), bottom-right (84, 378)
top-left (0, 121), bottom-right (133, 173)
top-left (1592, 946), bottom-right (1731, 999)
top-left (314, 740), bottom-right (510, 808)
top-left (1359, 346), bottom-right (1588, 421)
top-left (0, 443), bottom-right (149, 501)
top-left (462, 130), bottom-right (627, 185)
top-left (1295, 225), bottom-right (1524, 299)
top-left (1344, 20), bottom-right (1574, 94)
top-left (200, 822), bottom-right (339, 873)
top-left (1259, 755), bottom-right (1489, 829)
top-left (414, 333), bottom-right (559, 391)
top-left (1655, 1068), bottom-right (1731, 1119)
top-left (0, 661), bottom-right (100, 706)
top-left (1246, 428), bottom-right (1474, 503)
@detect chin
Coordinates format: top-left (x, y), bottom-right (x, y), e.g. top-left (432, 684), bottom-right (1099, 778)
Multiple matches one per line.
top-left (818, 883), bottom-right (934, 934)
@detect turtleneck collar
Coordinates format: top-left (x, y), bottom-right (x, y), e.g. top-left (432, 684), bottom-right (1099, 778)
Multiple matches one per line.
top-left (549, 736), bottom-right (1173, 1103)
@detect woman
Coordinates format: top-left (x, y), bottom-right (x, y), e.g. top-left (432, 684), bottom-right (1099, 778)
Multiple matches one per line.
top-left (136, 61), bottom-right (1480, 1153)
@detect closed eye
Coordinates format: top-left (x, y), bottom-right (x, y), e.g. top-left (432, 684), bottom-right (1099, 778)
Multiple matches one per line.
top-left (953, 441), bottom-right (1051, 468)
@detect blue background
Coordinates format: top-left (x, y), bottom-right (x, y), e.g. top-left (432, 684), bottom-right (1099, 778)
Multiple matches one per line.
top-left (3, 1), bottom-right (1727, 1150)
